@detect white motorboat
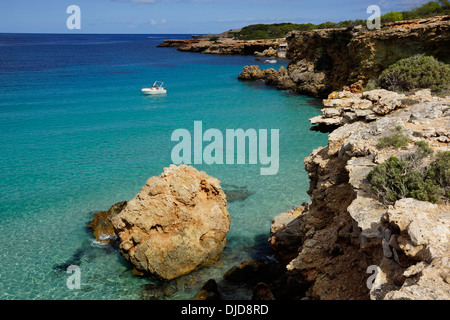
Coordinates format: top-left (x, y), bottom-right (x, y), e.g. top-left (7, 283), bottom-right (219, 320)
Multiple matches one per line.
top-left (142, 81), bottom-right (167, 95)
top-left (264, 59), bottom-right (277, 64)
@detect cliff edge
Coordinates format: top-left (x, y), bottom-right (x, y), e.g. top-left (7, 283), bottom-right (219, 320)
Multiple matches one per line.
top-left (269, 89), bottom-right (450, 299)
top-left (239, 16), bottom-right (450, 97)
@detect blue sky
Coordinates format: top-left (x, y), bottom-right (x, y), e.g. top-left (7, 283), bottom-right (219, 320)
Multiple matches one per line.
top-left (0, 0), bottom-right (429, 34)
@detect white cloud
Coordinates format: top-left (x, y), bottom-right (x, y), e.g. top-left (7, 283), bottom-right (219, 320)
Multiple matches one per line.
top-left (148, 19), bottom-right (168, 25)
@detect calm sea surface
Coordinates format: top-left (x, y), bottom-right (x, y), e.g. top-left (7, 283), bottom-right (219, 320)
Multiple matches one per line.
top-left (0, 33), bottom-right (327, 299)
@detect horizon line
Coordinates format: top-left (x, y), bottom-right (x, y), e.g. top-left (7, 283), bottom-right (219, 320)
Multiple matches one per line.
top-left (0, 32), bottom-right (199, 35)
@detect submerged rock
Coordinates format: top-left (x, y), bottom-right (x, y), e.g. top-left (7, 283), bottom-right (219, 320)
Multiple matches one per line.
top-left (111, 164), bottom-right (231, 281)
top-left (87, 201), bottom-right (127, 244)
top-left (193, 279), bottom-right (220, 300)
top-left (140, 280), bottom-right (179, 299)
top-left (221, 258), bottom-right (308, 300)
top-left (223, 185), bottom-right (253, 202)
top-left (223, 259), bottom-right (285, 284)
top-left (252, 282), bottom-right (275, 300)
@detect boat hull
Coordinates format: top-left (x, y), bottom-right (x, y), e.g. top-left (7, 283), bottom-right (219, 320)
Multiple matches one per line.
top-left (142, 88), bottom-right (167, 95)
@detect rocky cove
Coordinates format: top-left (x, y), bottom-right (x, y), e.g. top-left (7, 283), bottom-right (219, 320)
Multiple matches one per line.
top-left (87, 17), bottom-right (450, 300)
top-left (87, 87), bottom-right (449, 300)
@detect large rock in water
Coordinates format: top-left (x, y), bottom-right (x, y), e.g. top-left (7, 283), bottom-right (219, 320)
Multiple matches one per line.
top-left (111, 164), bottom-right (230, 280)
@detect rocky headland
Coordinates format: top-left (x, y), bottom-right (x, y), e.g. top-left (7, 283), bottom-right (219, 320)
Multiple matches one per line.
top-left (238, 16), bottom-right (450, 97)
top-left (158, 37), bottom-right (286, 56)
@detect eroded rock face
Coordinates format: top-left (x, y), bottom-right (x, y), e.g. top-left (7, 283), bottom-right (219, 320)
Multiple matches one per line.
top-left (111, 164), bottom-right (230, 280)
top-left (238, 65), bottom-right (296, 91)
top-left (269, 90), bottom-right (450, 300)
top-left (371, 198), bottom-right (450, 300)
top-left (254, 47), bottom-right (278, 57)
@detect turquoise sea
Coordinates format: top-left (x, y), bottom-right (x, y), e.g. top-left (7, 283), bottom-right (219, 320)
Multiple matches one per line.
top-left (0, 33), bottom-right (327, 299)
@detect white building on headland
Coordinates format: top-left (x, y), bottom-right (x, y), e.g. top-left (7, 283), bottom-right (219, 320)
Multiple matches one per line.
top-left (277, 43), bottom-right (288, 58)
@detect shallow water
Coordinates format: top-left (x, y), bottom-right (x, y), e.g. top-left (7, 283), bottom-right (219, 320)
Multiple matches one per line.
top-left (0, 33), bottom-right (327, 299)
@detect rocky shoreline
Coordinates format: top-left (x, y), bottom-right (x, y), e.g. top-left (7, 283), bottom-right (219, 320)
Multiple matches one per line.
top-left (87, 17), bottom-right (449, 300)
top-left (158, 37), bottom-right (286, 56)
top-left (266, 88), bottom-right (450, 300)
top-left (238, 16), bottom-right (450, 97)
top-left (191, 88), bottom-right (450, 300)
top-left (88, 87), bottom-right (449, 300)
top-left (310, 89), bottom-right (450, 134)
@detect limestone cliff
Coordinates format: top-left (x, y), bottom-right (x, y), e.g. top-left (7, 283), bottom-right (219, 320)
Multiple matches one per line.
top-left (239, 16), bottom-right (450, 97)
top-left (269, 89), bottom-right (450, 299)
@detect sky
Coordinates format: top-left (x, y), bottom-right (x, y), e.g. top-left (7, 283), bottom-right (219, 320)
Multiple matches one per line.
top-left (0, 0), bottom-right (429, 34)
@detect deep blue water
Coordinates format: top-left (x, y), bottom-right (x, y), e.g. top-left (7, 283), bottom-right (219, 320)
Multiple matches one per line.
top-left (0, 33), bottom-right (327, 299)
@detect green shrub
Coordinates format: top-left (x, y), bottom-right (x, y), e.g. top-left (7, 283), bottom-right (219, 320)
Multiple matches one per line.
top-left (377, 126), bottom-right (410, 149)
top-left (233, 23), bottom-right (304, 40)
top-left (426, 151), bottom-right (450, 193)
top-left (381, 11), bottom-right (404, 23)
top-left (377, 55), bottom-right (450, 93)
top-left (367, 157), bottom-right (410, 202)
top-left (367, 148), bottom-right (450, 204)
top-left (405, 1), bottom-right (450, 19)
top-left (232, 20), bottom-right (365, 40)
top-left (414, 140), bottom-right (434, 158)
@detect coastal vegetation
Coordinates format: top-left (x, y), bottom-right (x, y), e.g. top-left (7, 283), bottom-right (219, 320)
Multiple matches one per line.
top-left (231, 1), bottom-right (450, 40)
top-left (377, 126), bottom-right (410, 149)
top-left (229, 21), bottom-right (364, 40)
top-left (209, 36), bottom-right (220, 43)
top-left (381, 0), bottom-right (450, 23)
top-left (377, 55), bottom-right (450, 94)
top-left (367, 141), bottom-right (450, 204)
